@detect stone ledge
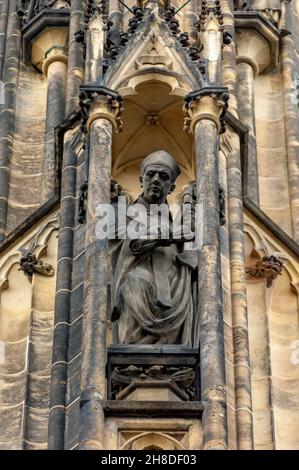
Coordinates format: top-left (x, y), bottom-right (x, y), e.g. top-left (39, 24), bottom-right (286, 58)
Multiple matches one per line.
top-left (102, 400), bottom-right (204, 418)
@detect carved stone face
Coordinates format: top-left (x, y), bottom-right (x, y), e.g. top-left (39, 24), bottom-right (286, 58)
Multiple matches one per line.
top-left (140, 164), bottom-right (175, 204)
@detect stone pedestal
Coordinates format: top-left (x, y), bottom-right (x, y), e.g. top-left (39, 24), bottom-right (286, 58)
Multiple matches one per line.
top-left (107, 346), bottom-right (200, 402)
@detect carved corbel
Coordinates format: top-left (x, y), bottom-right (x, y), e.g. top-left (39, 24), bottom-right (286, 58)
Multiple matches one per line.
top-left (15, 219), bottom-right (58, 282)
top-left (18, 250), bottom-right (55, 282)
top-left (245, 250), bottom-right (283, 287)
top-left (183, 87), bottom-right (229, 135)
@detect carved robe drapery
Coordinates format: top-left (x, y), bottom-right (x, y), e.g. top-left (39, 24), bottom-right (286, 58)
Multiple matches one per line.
top-left (110, 195), bottom-right (197, 346)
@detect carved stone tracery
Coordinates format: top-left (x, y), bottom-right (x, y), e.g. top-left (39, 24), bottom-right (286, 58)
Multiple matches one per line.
top-left (120, 430), bottom-right (187, 450)
top-left (111, 365), bottom-right (196, 401)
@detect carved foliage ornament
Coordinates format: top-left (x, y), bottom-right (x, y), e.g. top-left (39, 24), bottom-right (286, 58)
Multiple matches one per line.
top-left (162, 7), bottom-right (206, 70)
top-left (75, 5), bottom-right (145, 74)
top-left (183, 87), bottom-right (229, 135)
top-left (18, 252), bottom-right (55, 282)
top-left (79, 86), bottom-right (123, 134)
top-left (198, 0), bottom-right (224, 32)
top-left (16, 218), bottom-right (58, 282)
top-left (197, 0), bottom-right (232, 45)
top-left (245, 253), bottom-right (283, 287)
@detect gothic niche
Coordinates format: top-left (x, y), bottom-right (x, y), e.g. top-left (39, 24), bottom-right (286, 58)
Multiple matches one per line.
top-left (110, 151), bottom-right (197, 346)
top-left (107, 150), bottom-right (200, 402)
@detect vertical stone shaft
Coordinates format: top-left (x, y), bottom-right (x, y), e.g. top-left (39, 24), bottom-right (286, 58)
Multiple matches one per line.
top-left (79, 116), bottom-right (113, 450)
top-left (281, 35), bottom-right (299, 242)
top-left (236, 62), bottom-right (259, 204)
top-left (222, 0), bottom-right (238, 117)
top-left (194, 118), bottom-right (227, 450)
top-left (48, 129), bottom-right (77, 450)
top-left (0, 0), bottom-right (20, 241)
top-left (0, 0), bottom-right (9, 79)
top-left (203, 29), bottom-right (222, 85)
top-left (42, 55), bottom-right (67, 201)
top-left (227, 132), bottom-right (254, 449)
top-left (48, 1), bottom-right (87, 449)
top-left (85, 13), bottom-right (105, 83)
top-left (66, 0), bottom-right (88, 114)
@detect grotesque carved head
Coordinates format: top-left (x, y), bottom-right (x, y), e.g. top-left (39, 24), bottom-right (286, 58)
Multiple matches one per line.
top-left (139, 150), bottom-right (181, 204)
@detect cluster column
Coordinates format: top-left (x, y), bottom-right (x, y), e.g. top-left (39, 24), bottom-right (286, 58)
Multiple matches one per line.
top-left (78, 88), bottom-right (123, 450)
top-left (184, 87), bottom-right (229, 450)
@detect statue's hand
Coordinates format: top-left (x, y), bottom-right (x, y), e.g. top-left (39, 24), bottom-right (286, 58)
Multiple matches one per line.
top-left (129, 239), bottom-right (160, 255)
top-left (129, 237), bottom-right (172, 255)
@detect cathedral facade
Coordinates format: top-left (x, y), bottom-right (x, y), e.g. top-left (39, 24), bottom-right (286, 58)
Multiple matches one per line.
top-left (0, 0), bottom-right (299, 450)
